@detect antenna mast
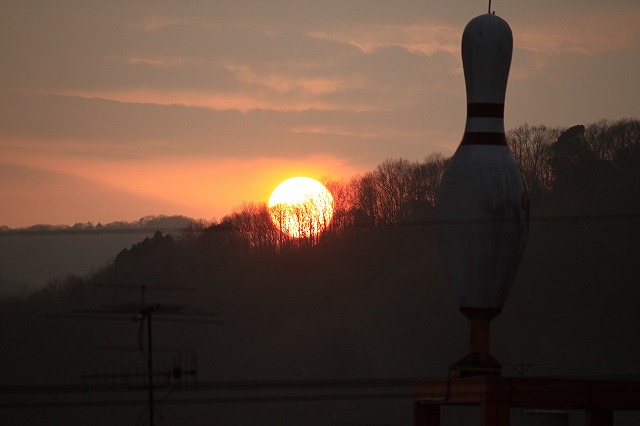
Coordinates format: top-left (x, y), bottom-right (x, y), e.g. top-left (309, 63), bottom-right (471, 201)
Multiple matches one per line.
top-left (57, 283), bottom-right (221, 426)
top-left (488, 0), bottom-right (492, 14)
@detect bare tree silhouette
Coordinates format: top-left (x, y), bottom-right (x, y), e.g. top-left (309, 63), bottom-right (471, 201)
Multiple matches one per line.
top-left (507, 124), bottom-right (561, 193)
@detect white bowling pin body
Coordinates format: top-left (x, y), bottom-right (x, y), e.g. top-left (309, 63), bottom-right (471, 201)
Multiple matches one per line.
top-left (437, 14), bottom-right (529, 310)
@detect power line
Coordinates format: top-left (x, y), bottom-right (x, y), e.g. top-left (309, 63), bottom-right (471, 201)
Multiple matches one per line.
top-left (0, 392), bottom-right (414, 409)
top-left (4, 374), bottom-right (640, 395)
top-left (0, 378), bottom-right (416, 395)
top-left (3, 211), bottom-right (640, 238)
top-left (4, 375), bottom-right (640, 409)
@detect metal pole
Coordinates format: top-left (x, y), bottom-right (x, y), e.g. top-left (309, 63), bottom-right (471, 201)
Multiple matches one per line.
top-left (148, 313), bottom-right (154, 426)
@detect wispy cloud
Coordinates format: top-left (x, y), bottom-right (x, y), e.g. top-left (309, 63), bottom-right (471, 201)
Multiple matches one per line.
top-left (125, 15), bottom-right (192, 32)
top-left (33, 87), bottom-right (373, 113)
top-left (110, 55), bottom-right (200, 68)
top-left (517, 8), bottom-right (640, 56)
top-left (290, 125), bottom-right (426, 141)
top-left (308, 24), bottom-right (459, 56)
top-left (220, 60), bottom-right (350, 95)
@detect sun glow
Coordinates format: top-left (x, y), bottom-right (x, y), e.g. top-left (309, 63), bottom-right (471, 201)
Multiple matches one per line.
top-left (268, 177), bottom-right (334, 239)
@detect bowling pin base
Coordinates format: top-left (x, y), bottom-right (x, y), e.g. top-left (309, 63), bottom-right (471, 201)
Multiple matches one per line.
top-left (450, 307), bottom-right (502, 377)
top-left (450, 353), bottom-right (502, 378)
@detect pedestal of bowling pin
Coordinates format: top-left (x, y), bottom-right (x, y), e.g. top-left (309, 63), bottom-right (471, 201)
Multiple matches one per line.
top-left (437, 13), bottom-right (529, 377)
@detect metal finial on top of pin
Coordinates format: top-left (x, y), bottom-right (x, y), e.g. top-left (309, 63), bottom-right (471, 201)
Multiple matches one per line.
top-left (436, 11), bottom-right (528, 377)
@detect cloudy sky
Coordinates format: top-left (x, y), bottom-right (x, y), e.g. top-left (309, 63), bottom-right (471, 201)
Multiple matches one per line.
top-left (1, 0), bottom-right (639, 227)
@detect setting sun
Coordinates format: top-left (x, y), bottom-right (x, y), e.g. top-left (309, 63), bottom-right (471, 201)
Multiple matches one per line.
top-left (268, 177), bottom-right (334, 239)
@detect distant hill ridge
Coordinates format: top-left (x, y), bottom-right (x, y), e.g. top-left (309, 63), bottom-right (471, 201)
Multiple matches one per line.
top-left (0, 215), bottom-right (200, 234)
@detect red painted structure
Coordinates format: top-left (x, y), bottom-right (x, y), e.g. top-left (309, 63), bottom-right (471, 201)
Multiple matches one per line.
top-left (414, 375), bottom-right (640, 426)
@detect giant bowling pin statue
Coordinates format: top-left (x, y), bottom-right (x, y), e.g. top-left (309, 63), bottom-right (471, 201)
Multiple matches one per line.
top-left (437, 13), bottom-right (528, 377)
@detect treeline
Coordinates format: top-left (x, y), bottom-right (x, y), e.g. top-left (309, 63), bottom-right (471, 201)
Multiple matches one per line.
top-left (94, 117), bottom-right (640, 258)
top-left (222, 117), bottom-right (640, 251)
top-left (509, 118), bottom-right (640, 215)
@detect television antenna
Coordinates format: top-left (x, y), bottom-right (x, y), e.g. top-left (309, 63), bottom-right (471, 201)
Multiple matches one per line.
top-left (56, 283), bottom-right (222, 426)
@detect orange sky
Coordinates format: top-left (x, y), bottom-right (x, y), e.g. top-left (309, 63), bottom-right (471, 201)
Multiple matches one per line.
top-left (1, 1), bottom-right (639, 227)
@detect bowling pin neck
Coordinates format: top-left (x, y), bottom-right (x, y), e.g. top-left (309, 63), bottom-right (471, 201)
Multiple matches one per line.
top-left (462, 14), bottom-right (512, 105)
top-left (460, 13), bottom-right (512, 146)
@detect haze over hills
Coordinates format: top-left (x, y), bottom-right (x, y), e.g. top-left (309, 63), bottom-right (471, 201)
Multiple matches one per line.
top-left (0, 215), bottom-right (201, 295)
top-left (1, 119), bottom-right (639, 425)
